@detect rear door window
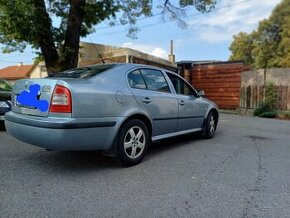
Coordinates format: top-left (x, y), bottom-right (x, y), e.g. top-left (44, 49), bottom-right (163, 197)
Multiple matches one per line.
top-left (140, 69), bottom-right (170, 93)
top-left (127, 70), bottom-right (147, 89)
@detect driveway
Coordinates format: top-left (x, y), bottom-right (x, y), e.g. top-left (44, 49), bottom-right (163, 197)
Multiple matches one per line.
top-left (0, 114), bottom-right (290, 218)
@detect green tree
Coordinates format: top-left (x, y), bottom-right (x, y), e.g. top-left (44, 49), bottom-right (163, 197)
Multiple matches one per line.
top-left (0, 0), bottom-right (217, 75)
top-left (229, 32), bottom-right (254, 66)
top-left (252, 19), bottom-right (281, 68)
top-left (229, 0), bottom-right (290, 68)
top-left (279, 17), bottom-right (290, 67)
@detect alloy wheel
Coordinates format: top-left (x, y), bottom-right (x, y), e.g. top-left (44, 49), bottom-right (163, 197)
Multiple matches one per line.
top-left (123, 126), bottom-right (146, 159)
top-left (209, 115), bottom-right (215, 135)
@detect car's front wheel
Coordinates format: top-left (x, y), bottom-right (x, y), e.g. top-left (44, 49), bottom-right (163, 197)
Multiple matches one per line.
top-left (204, 112), bottom-right (217, 139)
top-left (117, 119), bottom-right (149, 166)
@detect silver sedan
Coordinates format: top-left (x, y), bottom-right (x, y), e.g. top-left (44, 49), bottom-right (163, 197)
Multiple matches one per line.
top-left (5, 64), bottom-right (219, 166)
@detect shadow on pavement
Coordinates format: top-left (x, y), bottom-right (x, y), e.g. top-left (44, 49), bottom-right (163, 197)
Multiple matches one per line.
top-left (147, 133), bottom-right (201, 157)
top-left (28, 150), bottom-right (119, 171)
top-left (23, 133), bottom-right (203, 171)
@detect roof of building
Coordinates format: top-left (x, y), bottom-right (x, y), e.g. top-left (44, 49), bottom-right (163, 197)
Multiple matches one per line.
top-left (0, 64), bottom-right (34, 80)
top-left (79, 42), bottom-right (177, 69)
top-left (176, 60), bottom-right (244, 66)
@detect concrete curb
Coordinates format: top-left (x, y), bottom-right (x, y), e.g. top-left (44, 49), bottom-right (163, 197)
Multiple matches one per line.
top-left (219, 109), bottom-right (238, 115)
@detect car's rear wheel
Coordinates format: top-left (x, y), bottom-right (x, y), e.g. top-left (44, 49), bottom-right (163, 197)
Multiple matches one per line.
top-left (204, 112), bottom-right (216, 139)
top-left (117, 119), bottom-right (149, 166)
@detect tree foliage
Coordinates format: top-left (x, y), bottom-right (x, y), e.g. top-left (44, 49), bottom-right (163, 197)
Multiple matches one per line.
top-left (229, 32), bottom-right (254, 66)
top-left (0, 0), bottom-right (216, 75)
top-left (229, 0), bottom-right (290, 68)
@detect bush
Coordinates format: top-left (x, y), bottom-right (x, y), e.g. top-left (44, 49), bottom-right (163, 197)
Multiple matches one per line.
top-left (259, 111), bottom-right (277, 118)
top-left (277, 111), bottom-right (290, 120)
top-left (264, 82), bottom-right (278, 110)
top-left (254, 103), bottom-right (271, 116)
top-left (254, 82), bottom-right (278, 118)
top-left (285, 112), bottom-right (290, 119)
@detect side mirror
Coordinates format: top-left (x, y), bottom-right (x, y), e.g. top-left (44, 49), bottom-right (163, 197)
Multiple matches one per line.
top-left (197, 90), bottom-right (205, 97)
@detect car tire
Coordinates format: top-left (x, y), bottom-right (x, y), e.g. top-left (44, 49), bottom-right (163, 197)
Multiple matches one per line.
top-left (117, 119), bottom-right (149, 166)
top-left (203, 112), bottom-right (216, 139)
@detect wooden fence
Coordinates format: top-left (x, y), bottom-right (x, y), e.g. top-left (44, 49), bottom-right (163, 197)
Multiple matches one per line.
top-left (191, 62), bottom-right (246, 110)
top-left (240, 86), bottom-right (290, 110)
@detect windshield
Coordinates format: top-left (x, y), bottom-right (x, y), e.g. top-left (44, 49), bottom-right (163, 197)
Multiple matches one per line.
top-left (50, 64), bottom-right (116, 79)
top-left (0, 79), bottom-right (12, 91)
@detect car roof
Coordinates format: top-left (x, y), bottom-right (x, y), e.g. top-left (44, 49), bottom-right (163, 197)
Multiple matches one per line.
top-left (87, 63), bottom-right (178, 74)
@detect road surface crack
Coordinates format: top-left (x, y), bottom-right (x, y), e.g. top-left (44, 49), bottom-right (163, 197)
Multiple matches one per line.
top-left (241, 136), bottom-right (268, 218)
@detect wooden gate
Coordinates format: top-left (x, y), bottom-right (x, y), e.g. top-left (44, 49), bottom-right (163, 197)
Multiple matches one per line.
top-left (191, 62), bottom-right (246, 110)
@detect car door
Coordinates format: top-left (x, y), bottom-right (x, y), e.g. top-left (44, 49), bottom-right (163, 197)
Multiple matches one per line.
top-left (128, 69), bottom-right (178, 136)
top-left (165, 72), bottom-right (208, 131)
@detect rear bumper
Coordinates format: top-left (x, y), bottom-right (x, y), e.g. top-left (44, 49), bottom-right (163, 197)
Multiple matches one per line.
top-left (4, 111), bottom-right (122, 151)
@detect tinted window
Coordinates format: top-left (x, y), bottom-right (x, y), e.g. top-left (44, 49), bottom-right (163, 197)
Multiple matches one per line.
top-left (140, 69), bottom-right (170, 93)
top-left (50, 65), bottom-right (115, 78)
top-left (166, 73), bottom-right (196, 96)
top-left (128, 70), bottom-right (147, 89)
top-left (0, 80), bottom-right (12, 91)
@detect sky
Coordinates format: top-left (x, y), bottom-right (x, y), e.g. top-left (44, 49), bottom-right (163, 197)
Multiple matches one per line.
top-left (0, 0), bottom-right (282, 69)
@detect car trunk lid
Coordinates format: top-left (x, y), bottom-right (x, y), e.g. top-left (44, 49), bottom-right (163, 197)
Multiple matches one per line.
top-left (12, 79), bottom-right (59, 117)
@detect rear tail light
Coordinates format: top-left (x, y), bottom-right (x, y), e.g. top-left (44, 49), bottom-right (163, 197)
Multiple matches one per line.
top-left (49, 85), bottom-right (72, 113)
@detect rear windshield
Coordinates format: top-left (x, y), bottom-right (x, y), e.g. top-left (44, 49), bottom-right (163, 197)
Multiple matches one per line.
top-left (50, 65), bottom-right (116, 79)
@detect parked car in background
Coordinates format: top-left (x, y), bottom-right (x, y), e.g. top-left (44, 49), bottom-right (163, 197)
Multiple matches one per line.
top-left (0, 79), bottom-right (12, 122)
top-left (5, 64), bottom-right (219, 166)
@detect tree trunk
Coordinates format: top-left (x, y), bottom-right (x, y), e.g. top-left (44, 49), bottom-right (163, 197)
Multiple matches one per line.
top-left (33, 0), bottom-right (59, 76)
top-left (58, 0), bottom-right (86, 71)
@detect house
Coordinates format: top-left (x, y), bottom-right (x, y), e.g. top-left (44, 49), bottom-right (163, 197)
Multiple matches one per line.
top-left (78, 42), bottom-right (177, 72)
top-left (0, 63), bottom-right (48, 84)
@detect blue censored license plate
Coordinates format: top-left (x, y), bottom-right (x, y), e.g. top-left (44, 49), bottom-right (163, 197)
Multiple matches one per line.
top-left (16, 99), bottom-right (36, 109)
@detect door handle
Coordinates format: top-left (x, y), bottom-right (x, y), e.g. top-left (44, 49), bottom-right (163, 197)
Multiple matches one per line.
top-left (142, 97), bottom-right (152, 104)
top-left (179, 100), bottom-right (185, 106)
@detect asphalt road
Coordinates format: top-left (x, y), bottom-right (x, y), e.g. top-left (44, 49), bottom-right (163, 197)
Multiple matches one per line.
top-left (1, 114), bottom-right (290, 218)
